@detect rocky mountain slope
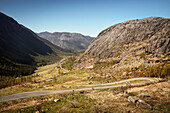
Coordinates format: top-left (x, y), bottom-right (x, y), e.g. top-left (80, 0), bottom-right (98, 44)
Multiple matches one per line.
top-left (37, 32), bottom-right (94, 52)
top-left (0, 12), bottom-right (71, 76)
top-left (85, 17), bottom-right (170, 58)
top-left (74, 17), bottom-right (169, 77)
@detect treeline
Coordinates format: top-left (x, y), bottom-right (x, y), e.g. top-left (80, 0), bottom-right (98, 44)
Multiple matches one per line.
top-left (0, 57), bottom-right (36, 76)
top-left (0, 75), bottom-right (32, 89)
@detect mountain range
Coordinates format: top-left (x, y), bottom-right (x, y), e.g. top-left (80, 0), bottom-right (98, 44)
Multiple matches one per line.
top-left (37, 32), bottom-right (94, 52)
top-left (0, 12), bottom-right (71, 76)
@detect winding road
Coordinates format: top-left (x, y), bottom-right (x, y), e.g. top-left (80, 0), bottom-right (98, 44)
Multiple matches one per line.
top-left (0, 78), bottom-right (156, 102)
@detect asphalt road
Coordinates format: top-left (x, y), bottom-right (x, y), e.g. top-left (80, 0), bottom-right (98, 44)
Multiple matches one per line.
top-left (0, 78), bottom-right (156, 102)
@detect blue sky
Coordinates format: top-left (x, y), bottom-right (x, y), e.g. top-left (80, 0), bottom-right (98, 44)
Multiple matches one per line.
top-left (0, 0), bottom-right (170, 37)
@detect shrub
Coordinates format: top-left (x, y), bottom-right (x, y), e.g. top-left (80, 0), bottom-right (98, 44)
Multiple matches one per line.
top-left (62, 57), bottom-right (75, 70)
top-left (0, 75), bottom-right (32, 89)
top-left (145, 63), bottom-right (170, 78)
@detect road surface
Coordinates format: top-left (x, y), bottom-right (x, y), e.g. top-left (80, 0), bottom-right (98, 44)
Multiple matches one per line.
top-left (0, 78), bottom-right (156, 102)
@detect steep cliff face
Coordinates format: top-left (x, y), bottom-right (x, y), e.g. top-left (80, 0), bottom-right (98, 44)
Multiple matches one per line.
top-left (38, 32), bottom-right (95, 52)
top-left (85, 17), bottom-right (170, 58)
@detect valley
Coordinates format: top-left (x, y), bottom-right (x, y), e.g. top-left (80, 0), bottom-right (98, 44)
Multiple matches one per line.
top-left (0, 12), bottom-right (169, 113)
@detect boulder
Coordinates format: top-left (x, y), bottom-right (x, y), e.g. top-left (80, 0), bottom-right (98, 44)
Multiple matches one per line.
top-left (54, 99), bottom-right (61, 102)
top-left (136, 99), bottom-right (152, 109)
top-left (86, 65), bottom-right (94, 69)
top-left (122, 72), bottom-right (127, 76)
top-left (79, 90), bottom-right (85, 94)
top-left (138, 93), bottom-right (150, 98)
top-left (128, 96), bottom-right (139, 103)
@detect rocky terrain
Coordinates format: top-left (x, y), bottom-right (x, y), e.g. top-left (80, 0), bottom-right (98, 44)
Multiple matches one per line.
top-left (37, 32), bottom-right (95, 52)
top-left (74, 17), bottom-right (170, 76)
top-left (85, 17), bottom-right (170, 58)
top-left (0, 15), bottom-right (169, 113)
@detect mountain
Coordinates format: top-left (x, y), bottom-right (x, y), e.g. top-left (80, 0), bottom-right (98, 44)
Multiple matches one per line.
top-left (37, 32), bottom-right (95, 52)
top-left (85, 17), bottom-right (170, 58)
top-left (0, 12), bottom-right (71, 76)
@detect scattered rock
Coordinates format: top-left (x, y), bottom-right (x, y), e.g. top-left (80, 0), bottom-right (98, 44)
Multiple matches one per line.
top-left (54, 99), bottom-right (61, 102)
top-left (79, 90), bottom-right (85, 94)
top-left (138, 93), bottom-right (150, 98)
top-left (106, 74), bottom-right (112, 78)
top-left (87, 75), bottom-right (95, 79)
top-left (80, 67), bottom-right (84, 69)
top-left (86, 65), bottom-right (93, 69)
top-left (128, 96), bottom-right (139, 103)
top-left (43, 85), bottom-right (49, 88)
top-left (67, 86), bottom-right (71, 88)
top-left (128, 72), bottom-right (132, 74)
top-left (122, 72), bottom-right (127, 77)
top-left (136, 99), bottom-right (152, 109)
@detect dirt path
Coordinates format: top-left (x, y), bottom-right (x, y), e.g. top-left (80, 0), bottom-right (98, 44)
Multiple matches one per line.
top-left (0, 78), bottom-right (156, 102)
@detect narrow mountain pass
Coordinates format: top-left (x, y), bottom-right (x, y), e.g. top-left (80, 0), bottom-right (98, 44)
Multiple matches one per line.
top-left (0, 78), bottom-right (157, 102)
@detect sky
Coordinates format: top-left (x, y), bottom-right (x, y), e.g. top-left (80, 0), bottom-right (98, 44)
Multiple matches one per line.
top-left (0, 0), bottom-right (170, 37)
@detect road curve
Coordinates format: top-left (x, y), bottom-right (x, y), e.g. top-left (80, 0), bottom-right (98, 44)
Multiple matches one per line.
top-left (0, 78), bottom-right (156, 102)
top-left (82, 78), bottom-right (155, 87)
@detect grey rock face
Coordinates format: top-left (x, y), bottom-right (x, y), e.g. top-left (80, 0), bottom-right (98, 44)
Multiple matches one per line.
top-left (85, 17), bottom-right (170, 58)
top-left (37, 32), bottom-right (95, 52)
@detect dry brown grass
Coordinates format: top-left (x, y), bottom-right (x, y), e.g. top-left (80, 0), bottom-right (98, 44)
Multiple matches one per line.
top-left (86, 81), bottom-right (170, 113)
top-left (0, 94), bottom-right (58, 112)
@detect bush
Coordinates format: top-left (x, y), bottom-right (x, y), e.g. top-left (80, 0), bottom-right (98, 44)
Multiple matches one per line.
top-left (145, 63), bottom-right (170, 78)
top-left (62, 57), bottom-right (75, 70)
top-left (0, 75), bottom-right (32, 89)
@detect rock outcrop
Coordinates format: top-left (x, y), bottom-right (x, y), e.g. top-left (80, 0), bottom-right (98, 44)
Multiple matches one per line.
top-left (85, 17), bottom-right (170, 58)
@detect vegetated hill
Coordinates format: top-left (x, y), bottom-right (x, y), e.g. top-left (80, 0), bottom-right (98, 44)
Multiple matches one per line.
top-left (37, 32), bottom-right (95, 52)
top-left (0, 12), bottom-right (71, 76)
top-left (85, 17), bottom-right (170, 58)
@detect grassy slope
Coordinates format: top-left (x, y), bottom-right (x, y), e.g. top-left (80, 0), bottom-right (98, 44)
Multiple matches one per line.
top-left (0, 52), bottom-right (169, 112)
top-left (0, 82), bottom-right (169, 113)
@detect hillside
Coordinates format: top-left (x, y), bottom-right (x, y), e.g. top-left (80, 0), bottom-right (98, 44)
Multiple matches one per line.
top-left (37, 32), bottom-right (95, 52)
top-left (74, 17), bottom-right (169, 79)
top-left (0, 16), bottom-right (169, 113)
top-left (85, 17), bottom-right (170, 58)
top-left (0, 12), bottom-right (71, 76)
